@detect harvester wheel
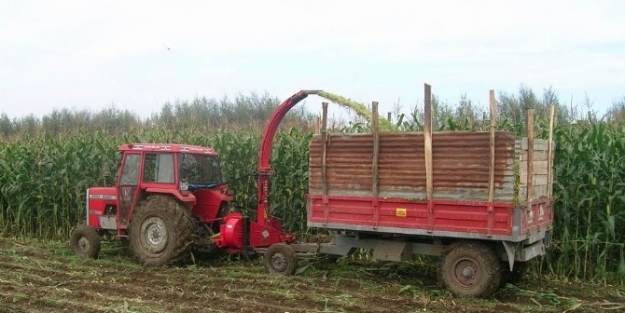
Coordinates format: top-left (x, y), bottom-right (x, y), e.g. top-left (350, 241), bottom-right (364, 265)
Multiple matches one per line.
top-left (69, 224), bottom-right (101, 259)
top-left (438, 241), bottom-right (501, 298)
top-left (129, 195), bottom-right (196, 266)
top-left (263, 243), bottom-right (298, 276)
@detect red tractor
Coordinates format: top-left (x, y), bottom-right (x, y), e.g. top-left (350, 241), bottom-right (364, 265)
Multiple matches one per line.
top-left (70, 92), bottom-right (313, 267)
top-left (69, 143), bottom-right (293, 266)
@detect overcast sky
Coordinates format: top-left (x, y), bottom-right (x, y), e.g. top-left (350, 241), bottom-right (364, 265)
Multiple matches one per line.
top-left (1, 0), bottom-right (624, 121)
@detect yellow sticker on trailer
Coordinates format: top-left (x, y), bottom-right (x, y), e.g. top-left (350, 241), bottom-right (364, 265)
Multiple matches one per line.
top-left (395, 208), bottom-right (407, 217)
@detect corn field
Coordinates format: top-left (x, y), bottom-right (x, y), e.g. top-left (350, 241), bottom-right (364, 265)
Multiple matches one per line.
top-left (1, 89), bottom-right (625, 281)
top-left (0, 129), bottom-right (311, 239)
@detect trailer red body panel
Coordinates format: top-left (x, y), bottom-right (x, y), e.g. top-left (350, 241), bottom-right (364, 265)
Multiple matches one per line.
top-left (307, 195), bottom-right (552, 241)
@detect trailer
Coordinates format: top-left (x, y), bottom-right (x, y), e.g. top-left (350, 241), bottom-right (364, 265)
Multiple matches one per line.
top-left (257, 85), bottom-right (555, 298)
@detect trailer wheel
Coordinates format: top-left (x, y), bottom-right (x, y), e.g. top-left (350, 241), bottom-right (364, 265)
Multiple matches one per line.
top-left (70, 224), bottom-right (101, 259)
top-left (129, 195), bottom-right (196, 266)
top-left (263, 243), bottom-right (298, 276)
top-left (438, 241), bottom-right (501, 298)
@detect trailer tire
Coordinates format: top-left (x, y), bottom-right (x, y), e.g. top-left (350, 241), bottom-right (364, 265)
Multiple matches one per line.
top-left (438, 241), bottom-right (501, 298)
top-left (70, 224), bottom-right (101, 259)
top-left (263, 243), bottom-right (298, 276)
top-left (129, 195), bottom-right (196, 267)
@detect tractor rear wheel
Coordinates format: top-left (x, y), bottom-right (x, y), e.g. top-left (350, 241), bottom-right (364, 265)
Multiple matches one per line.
top-left (438, 241), bottom-right (502, 298)
top-left (70, 224), bottom-right (101, 259)
top-left (129, 195), bottom-right (196, 266)
top-left (263, 243), bottom-right (298, 276)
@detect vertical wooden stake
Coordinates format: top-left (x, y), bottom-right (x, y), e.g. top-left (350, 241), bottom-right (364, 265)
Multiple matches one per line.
top-left (424, 84), bottom-right (434, 231)
top-left (372, 102), bottom-right (380, 198)
top-left (315, 116), bottom-right (320, 134)
top-left (372, 102), bottom-right (380, 229)
top-left (547, 104), bottom-right (556, 198)
top-left (321, 102), bottom-right (329, 224)
top-left (487, 90), bottom-right (497, 236)
top-left (488, 90), bottom-right (497, 203)
top-left (526, 109), bottom-right (535, 202)
top-left (387, 112), bottom-right (392, 122)
top-left (424, 84), bottom-right (433, 201)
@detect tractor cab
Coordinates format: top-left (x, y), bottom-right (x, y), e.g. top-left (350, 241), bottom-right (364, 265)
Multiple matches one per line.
top-left (70, 143), bottom-right (233, 265)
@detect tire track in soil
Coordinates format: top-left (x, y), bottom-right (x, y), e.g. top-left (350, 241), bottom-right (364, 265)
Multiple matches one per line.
top-left (2, 271), bottom-right (410, 313)
top-left (0, 244), bottom-right (530, 312)
top-left (1, 266), bottom-right (301, 312)
top-left (0, 290), bottom-right (115, 313)
top-left (132, 273), bottom-right (420, 312)
top-left (0, 254), bottom-right (427, 312)
top-left (0, 257), bottom-right (423, 313)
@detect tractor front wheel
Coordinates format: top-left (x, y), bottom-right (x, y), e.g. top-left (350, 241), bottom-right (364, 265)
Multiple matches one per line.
top-left (438, 241), bottom-right (502, 298)
top-left (129, 195), bottom-right (196, 266)
top-left (263, 243), bottom-right (298, 276)
top-left (69, 224), bottom-right (101, 259)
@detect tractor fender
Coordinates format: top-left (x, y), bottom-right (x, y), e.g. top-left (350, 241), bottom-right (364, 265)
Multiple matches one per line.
top-left (144, 188), bottom-right (197, 209)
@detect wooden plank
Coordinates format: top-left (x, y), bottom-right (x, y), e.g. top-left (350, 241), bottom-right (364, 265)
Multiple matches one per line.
top-left (315, 116), bottom-right (320, 134)
top-left (519, 161), bottom-right (549, 176)
top-left (520, 174), bottom-right (548, 186)
top-left (488, 89), bottom-right (496, 203)
top-left (533, 160), bottom-right (550, 168)
top-left (424, 83), bottom-right (434, 232)
top-left (547, 104), bottom-right (556, 198)
top-left (424, 84), bottom-right (433, 201)
top-left (521, 138), bottom-right (549, 151)
top-left (526, 109), bottom-right (535, 201)
top-left (321, 102), bottom-right (329, 196)
top-left (519, 168), bottom-right (549, 176)
top-left (519, 184), bottom-right (550, 199)
top-left (519, 151), bottom-right (549, 161)
top-left (372, 101), bottom-right (380, 198)
top-left (372, 101), bottom-right (380, 229)
top-left (321, 102), bottom-right (329, 225)
top-left (487, 89), bottom-right (497, 237)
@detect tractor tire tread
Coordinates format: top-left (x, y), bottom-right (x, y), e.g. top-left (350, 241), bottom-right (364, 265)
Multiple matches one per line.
top-left (69, 224), bottom-right (101, 259)
top-left (128, 195), bottom-right (197, 267)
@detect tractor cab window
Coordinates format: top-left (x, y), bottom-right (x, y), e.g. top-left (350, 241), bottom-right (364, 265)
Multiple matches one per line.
top-left (119, 154), bottom-right (140, 185)
top-left (143, 153), bottom-right (175, 184)
top-left (179, 154), bottom-right (222, 187)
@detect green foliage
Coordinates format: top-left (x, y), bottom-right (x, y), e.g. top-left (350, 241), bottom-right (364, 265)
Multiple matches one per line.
top-left (0, 128), bottom-right (312, 237)
top-left (547, 122), bottom-right (625, 279)
top-left (0, 92), bottom-right (315, 138)
top-left (0, 131), bottom-right (118, 238)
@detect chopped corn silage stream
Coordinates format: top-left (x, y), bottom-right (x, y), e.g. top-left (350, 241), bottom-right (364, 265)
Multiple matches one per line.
top-left (316, 91), bottom-right (397, 132)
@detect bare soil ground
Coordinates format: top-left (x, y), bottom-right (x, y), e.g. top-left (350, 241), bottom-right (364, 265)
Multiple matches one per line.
top-left (0, 237), bottom-right (623, 313)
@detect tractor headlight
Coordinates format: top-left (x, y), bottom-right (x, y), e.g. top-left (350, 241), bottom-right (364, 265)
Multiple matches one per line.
top-left (180, 179), bottom-right (189, 191)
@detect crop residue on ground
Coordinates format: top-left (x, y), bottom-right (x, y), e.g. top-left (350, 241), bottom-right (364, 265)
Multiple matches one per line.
top-left (0, 237), bottom-right (622, 313)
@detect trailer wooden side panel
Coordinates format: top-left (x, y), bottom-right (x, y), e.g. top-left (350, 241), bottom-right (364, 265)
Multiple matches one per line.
top-left (309, 131), bottom-right (517, 201)
top-left (516, 138), bottom-right (554, 200)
